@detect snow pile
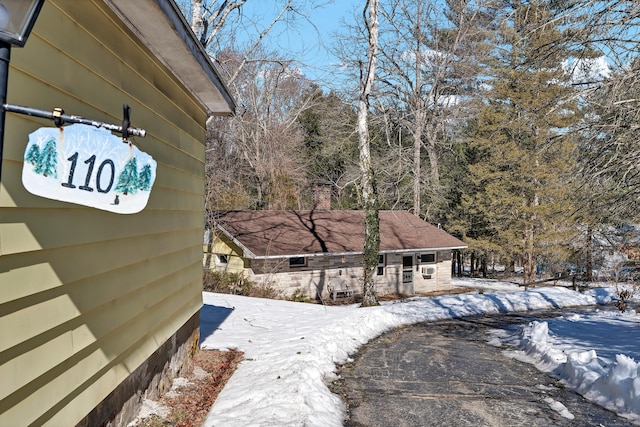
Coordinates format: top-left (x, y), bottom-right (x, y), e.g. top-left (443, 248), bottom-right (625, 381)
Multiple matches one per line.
top-left (520, 321), bottom-right (568, 370)
top-left (200, 283), bottom-right (632, 426)
top-left (544, 397), bottom-right (575, 420)
top-left (493, 307), bottom-right (640, 424)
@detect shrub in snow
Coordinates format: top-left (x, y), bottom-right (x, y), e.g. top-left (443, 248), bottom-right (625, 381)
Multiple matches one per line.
top-left (614, 284), bottom-right (638, 313)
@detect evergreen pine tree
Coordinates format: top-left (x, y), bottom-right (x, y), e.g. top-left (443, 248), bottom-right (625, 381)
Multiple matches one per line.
top-left (462, 1), bottom-right (581, 283)
top-left (137, 163), bottom-right (153, 191)
top-left (115, 157), bottom-right (139, 195)
top-left (25, 144), bottom-right (40, 165)
top-left (34, 139), bottom-right (58, 178)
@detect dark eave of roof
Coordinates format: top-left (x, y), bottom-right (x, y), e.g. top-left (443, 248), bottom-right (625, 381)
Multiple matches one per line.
top-left (104, 0), bottom-right (235, 116)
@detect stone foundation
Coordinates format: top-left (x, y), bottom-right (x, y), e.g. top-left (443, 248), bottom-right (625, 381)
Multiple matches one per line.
top-left (76, 312), bottom-right (200, 427)
top-left (248, 251), bottom-right (454, 299)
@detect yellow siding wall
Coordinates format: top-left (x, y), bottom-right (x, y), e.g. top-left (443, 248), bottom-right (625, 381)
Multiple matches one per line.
top-left (0, 1), bottom-right (207, 425)
top-left (203, 236), bottom-right (246, 274)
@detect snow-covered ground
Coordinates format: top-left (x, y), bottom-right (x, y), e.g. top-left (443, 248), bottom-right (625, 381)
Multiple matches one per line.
top-left (179, 278), bottom-right (637, 426)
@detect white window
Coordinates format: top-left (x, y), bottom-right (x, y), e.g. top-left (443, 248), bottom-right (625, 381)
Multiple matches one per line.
top-left (216, 254), bottom-right (229, 266)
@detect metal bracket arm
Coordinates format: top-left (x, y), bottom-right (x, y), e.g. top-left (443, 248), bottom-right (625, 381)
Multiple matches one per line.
top-left (2, 103), bottom-right (146, 138)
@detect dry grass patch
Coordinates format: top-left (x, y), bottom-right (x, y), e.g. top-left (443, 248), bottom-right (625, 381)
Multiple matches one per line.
top-left (134, 349), bottom-right (243, 427)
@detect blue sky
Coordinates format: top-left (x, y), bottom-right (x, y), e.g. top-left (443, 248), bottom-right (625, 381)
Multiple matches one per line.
top-left (236, 1), bottom-right (363, 84)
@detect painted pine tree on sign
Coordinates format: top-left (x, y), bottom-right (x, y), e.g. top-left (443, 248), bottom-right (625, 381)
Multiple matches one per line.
top-left (138, 164), bottom-right (153, 191)
top-left (34, 139), bottom-right (58, 178)
top-left (25, 144), bottom-right (40, 165)
top-left (115, 157), bottom-right (139, 195)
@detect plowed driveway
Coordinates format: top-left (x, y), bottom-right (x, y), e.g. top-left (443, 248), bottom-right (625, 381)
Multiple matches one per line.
top-left (332, 313), bottom-right (632, 426)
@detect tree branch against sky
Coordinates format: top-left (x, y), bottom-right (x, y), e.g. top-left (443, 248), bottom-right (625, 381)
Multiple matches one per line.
top-left (545, 1), bottom-right (640, 278)
top-left (178, 0), bottom-right (333, 220)
top-left (372, 0), bottom-right (496, 221)
top-left (554, 1), bottom-right (640, 66)
top-left (181, 0), bottom-right (335, 85)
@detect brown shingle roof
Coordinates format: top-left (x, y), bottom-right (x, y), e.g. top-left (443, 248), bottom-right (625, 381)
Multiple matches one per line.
top-left (215, 210), bottom-right (466, 258)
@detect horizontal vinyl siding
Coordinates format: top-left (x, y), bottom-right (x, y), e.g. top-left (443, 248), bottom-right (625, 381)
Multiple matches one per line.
top-left (0, 1), bottom-right (208, 425)
top-left (2, 281), bottom-right (203, 426)
top-left (1, 209), bottom-right (203, 256)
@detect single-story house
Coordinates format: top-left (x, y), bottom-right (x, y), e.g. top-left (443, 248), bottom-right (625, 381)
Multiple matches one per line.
top-left (0, 1), bottom-right (234, 426)
top-left (206, 210), bottom-right (467, 298)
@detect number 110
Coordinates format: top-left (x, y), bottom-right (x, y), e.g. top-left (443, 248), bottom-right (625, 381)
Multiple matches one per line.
top-left (61, 152), bottom-right (115, 193)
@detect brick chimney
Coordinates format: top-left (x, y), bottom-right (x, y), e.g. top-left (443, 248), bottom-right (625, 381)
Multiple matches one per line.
top-left (312, 185), bottom-right (331, 210)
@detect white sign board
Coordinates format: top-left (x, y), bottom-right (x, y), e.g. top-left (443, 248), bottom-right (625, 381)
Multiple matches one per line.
top-left (22, 124), bottom-right (156, 214)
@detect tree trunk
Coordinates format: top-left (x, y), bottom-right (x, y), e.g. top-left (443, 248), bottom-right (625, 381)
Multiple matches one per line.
top-left (481, 256), bottom-right (487, 278)
top-left (586, 226), bottom-right (593, 282)
top-left (470, 252), bottom-right (476, 277)
top-left (412, 125), bottom-right (421, 217)
top-left (411, 2), bottom-right (423, 217)
top-left (524, 160), bottom-right (540, 284)
top-left (451, 250), bottom-right (457, 276)
top-left (425, 133), bottom-right (440, 194)
top-left (358, 0), bottom-right (380, 307)
top-left (190, 0), bottom-right (204, 38)
top-left (523, 225), bottom-right (535, 284)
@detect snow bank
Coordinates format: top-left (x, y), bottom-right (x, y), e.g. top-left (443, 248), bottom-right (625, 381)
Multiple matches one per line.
top-left (201, 285), bottom-right (622, 426)
top-left (494, 306), bottom-right (640, 424)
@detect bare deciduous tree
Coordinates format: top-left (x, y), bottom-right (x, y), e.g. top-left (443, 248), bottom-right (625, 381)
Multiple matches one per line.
top-left (208, 48), bottom-right (318, 210)
top-left (177, 0), bottom-right (329, 229)
top-left (372, 0), bottom-right (495, 220)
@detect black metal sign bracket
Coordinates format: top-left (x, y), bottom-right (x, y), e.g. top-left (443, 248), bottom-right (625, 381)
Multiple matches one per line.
top-left (2, 103), bottom-right (146, 138)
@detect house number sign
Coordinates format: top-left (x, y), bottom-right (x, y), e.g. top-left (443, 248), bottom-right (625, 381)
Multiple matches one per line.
top-left (22, 124), bottom-right (156, 214)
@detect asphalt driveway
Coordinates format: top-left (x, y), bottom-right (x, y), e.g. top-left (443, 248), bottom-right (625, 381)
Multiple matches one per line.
top-left (331, 313), bottom-right (633, 426)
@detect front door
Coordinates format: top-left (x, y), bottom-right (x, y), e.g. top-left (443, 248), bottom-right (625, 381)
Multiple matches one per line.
top-left (402, 255), bottom-right (414, 293)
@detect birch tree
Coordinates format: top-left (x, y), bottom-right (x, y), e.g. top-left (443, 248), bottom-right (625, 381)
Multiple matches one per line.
top-left (358, 0), bottom-right (380, 307)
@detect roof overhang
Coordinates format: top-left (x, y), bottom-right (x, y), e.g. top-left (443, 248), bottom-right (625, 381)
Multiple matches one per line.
top-left (248, 247), bottom-right (469, 260)
top-left (103, 0), bottom-right (235, 116)
top-left (216, 225), bottom-right (257, 259)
